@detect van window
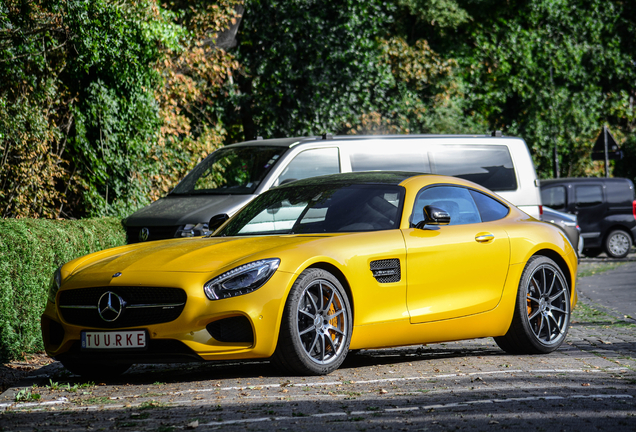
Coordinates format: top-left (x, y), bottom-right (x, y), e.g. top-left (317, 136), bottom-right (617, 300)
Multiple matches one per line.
top-left (575, 185), bottom-right (603, 207)
top-left (429, 145), bottom-right (517, 192)
top-left (541, 186), bottom-right (567, 211)
top-left (412, 186), bottom-right (481, 226)
top-left (350, 146), bottom-right (430, 173)
top-left (606, 182), bottom-right (634, 204)
top-left (276, 148), bottom-right (340, 186)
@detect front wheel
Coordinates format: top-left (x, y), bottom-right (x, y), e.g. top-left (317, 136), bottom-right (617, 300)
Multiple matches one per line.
top-left (272, 268), bottom-right (352, 375)
top-left (605, 230), bottom-right (632, 259)
top-left (495, 256), bottom-right (571, 355)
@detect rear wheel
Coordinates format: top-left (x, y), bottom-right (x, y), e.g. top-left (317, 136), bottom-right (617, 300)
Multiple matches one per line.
top-left (272, 268), bottom-right (352, 375)
top-left (60, 360), bottom-right (131, 380)
top-left (604, 230), bottom-right (632, 259)
top-left (495, 256), bottom-right (570, 354)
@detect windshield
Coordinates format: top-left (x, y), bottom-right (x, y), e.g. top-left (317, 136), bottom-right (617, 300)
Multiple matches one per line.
top-left (216, 183), bottom-right (405, 236)
top-left (171, 146), bottom-right (288, 195)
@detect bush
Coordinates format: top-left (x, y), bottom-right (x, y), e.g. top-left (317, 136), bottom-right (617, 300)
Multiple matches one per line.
top-left (0, 218), bottom-right (125, 362)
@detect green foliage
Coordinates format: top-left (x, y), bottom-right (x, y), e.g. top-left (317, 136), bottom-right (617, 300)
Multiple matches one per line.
top-left (227, 0), bottom-right (396, 139)
top-left (397, 0), bottom-right (470, 29)
top-left (0, 217), bottom-right (125, 361)
top-left (3, 0), bottom-right (636, 218)
top-left (14, 388), bottom-right (41, 402)
top-left (420, 0), bottom-right (636, 178)
top-left (0, 0), bottom-right (235, 219)
top-left (228, 0), bottom-right (487, 139)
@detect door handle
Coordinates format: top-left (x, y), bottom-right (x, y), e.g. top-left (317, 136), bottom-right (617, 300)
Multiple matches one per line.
top-left (475, 233), bottom-right (494, 243)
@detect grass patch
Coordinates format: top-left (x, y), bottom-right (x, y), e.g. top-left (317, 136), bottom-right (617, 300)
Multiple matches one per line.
top-left (14, 389), bottom-right (41, 402)
top-left (572, 302), bottom-right (635, 328)
top-left (577, 262), bottom-right (625, 278)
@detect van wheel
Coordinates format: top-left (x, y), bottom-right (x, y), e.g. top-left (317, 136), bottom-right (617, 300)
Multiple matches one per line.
top-left (494, 256), bottom-right (570, 354)
top-left (272, 269), bottom-right (352, 375)
top-left (605, 230), bottom-right (632, 259)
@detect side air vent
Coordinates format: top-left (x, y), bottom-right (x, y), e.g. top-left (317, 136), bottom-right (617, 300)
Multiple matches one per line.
top-left (370, 259), bottom-right (401, 283)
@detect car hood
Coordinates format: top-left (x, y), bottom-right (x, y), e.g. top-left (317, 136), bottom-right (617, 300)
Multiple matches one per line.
top-left (65, 236), bottom-right (318, 280)
top-left (123, 194), bottom-right (255, 227)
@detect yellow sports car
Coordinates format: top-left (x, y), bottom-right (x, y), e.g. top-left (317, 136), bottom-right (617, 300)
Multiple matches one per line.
top-left (41, 172), bottom-right (577, 378)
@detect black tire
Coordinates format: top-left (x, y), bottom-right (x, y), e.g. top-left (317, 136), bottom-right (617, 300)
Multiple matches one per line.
top-left (60, 360), bottom-right (131, 380)
top-left (604, 230), bottom-right (632, 259)
top-left (272, 268), bottom-right (352, 375)
top-left (583, 248), bottom-right (602, 258)
top-left (494, 256), bottom-right (571, 355)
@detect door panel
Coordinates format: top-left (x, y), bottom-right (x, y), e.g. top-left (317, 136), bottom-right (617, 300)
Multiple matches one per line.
top-left (405, 223), bottom-right (510, 323)
top-left (573, 184), bottom-right (604, 246)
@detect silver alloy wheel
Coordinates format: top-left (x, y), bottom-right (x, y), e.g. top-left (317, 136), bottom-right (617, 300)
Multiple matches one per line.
top-left (607, 231), bottom-right (630, 257)
top-left (525, 263), bottom-right (570, 345)
top-left (296, 279), bottom-right (348, 365)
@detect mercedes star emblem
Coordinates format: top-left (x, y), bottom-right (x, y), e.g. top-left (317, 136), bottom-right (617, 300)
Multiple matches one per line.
top-left (97, 291), bottom-right (125, 322)
top-left (139, 227), bottom-right (150, 242)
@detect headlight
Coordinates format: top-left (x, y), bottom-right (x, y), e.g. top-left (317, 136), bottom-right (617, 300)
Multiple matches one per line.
top-left (48, 266), bottom-right (62, 304)
top-left (175, 223), bottom-right (210, 238)
top-left (204, 259), bottom-right (280, 300)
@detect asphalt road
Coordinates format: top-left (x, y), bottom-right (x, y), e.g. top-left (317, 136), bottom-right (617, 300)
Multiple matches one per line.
top-left (576, 257), bottom-right (636, 322)
top-left (0, 256), bottom-right (634, 431)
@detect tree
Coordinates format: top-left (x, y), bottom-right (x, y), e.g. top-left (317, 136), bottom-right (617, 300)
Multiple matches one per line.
top-left (426, 0), bottom-right (636, 178)
top-left (0, 0), bottom-right (240, 218)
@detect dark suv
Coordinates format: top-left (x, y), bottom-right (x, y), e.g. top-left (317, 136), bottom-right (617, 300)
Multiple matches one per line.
top-left (540, 177), bottom-right (636, 258)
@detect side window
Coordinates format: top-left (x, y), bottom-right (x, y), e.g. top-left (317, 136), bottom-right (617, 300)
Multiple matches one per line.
top-left (428, 145), bottom-right (517, 192)
top-left (606, 182), bottom-right (634, 204)
top-left (541, 186), bottom-right (567, 211)
top-left (350, 144), bottom-right (430, 172)
top-left (469, 190), bottom-right (509, 222)
top-left (575, 185), bottom-right (603, 207)
top-left (412, 186), bottom-right (481, 226)
top-left (276, 148), bottom-right (340, 185)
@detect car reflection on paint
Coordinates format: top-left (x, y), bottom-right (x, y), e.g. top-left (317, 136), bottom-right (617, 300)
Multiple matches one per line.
top-left (41, 172), bottom-right (578, 379)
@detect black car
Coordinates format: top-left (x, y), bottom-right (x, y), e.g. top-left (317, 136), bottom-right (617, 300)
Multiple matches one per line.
top-left (541, 206), bottom-right (582, 257)
top-left (540, 177), bottom-right (636, 258)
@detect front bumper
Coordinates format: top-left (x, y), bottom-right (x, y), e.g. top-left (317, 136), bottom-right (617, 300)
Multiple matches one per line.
top-left (41, 270), bottom-right (297, 363)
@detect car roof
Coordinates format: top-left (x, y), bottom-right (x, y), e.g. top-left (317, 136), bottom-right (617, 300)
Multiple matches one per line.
top-left (227, 133), bottom-right (516, 149)
top-left (541, 177), bottom-right (633, 186)
top-left (276, 171), bottom-right (426, 187)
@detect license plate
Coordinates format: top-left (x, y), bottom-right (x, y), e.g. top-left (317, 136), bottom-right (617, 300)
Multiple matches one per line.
top-left (81, 330), bottom-right (146, 350)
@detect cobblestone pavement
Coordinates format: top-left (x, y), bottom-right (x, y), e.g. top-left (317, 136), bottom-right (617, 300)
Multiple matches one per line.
top-left (0, 260), bottom-right (634, 431)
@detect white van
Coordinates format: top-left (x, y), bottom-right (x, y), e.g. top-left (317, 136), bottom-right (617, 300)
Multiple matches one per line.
top-left (124, 133), bottom-right (542, 242)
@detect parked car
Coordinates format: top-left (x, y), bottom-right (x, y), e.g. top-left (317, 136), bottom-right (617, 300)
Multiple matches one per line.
top-left (541, 206), bottom-right (583, 257)
top-left (540, 177), bottom-right (636, 258)
top-left (42, 172), bottom-right (577, 378)
top-left (123, 133), bottom-right (542, 243)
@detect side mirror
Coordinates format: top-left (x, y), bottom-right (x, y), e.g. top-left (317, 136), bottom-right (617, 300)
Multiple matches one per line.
top-left (208, 213), bottom-right (229, 231)
top-left (415, 205), bottom-right (451, 229)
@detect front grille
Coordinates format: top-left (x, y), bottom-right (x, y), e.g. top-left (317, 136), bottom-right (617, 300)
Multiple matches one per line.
top-left (59, 287), bottom-right (187, 328)
top-left (207, 316), bottom-right (253, 343)
top-left (126, 226), bottom-right (179, 243)
top-left (370, 258), bottom-right (401, 283)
